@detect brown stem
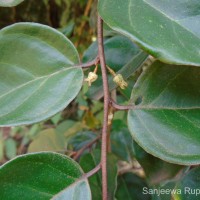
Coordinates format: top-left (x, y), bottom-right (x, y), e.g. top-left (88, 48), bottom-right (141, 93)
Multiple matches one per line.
top-left (84, 163), bottom-right (101, 179)
top-left (73, 135), bottom-right (101, 160)
top-left (110, 99), bottom-right (135, 111)
top-left (97, 15), bottom-right (109, 200)
top-left (78, 56), bottom-right (99, 69)
top-left (68, 55), bottom-right (99, 71)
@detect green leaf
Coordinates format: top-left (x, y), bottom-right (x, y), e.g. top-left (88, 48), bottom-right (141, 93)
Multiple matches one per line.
top-left (56, 120), bottom-right (86, 139)
top-left (0, 152), bottom-right (91, 200)
top-left (133, 141), bottom-right (183, 185)
top-left (116, 173), bottom-right (151, 200)
top-left (148, 168), bottom-right (194, 200)
top-left (0, 23), bottom-right (83, 126)
top-left (173, 167), bottom-right (200, 200)
top-left (51, 113), bottom-right (62, 125)
top-left (59, 21), bottom-right (75, 37)
top-left (28, 129), bottom-right (66, 153)
top-left (0, 0), bottom-right (24, 7)
top-left (52, 180), bottom-right (91, 200)
top-left (83, 35), bottom-right (148, 100)
top-left (98, 0), bottom-right (200, 66)
top-left (69, 131), bottom-right (97, 151)
top-left (56, 120), bottom-right (77, 135)
top-left (80, 150), bottom-right (118, 200)
top-left (149, 167), bottom-right (200, 200)
top-left (128, 61), bottom-right (200, 165)
top-left (150, 181), bottom-right (177, 200)
top-left (83, 35), bottom-right (140, 71)
top-left (111, 120), bottom-right (135, 162)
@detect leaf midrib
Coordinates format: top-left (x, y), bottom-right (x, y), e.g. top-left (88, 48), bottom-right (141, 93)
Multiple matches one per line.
top-left (51, 180), bottom-right (88, 200)
top-left (0, 65), bottom-right (80, 100)
top-left (134, 106), bottom-right (200, 110)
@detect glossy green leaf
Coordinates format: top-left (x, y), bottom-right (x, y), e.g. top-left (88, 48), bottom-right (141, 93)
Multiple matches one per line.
top-left (173, 167), bottom-right (200, 200)
top-left (0, 152), bottom-right (91, 200)
top-left (98, 0), bottom-right (200, 66)
top-left (80, 150), bottom-right (118, 200)
top-left (133, 141), bottom-right (183, 185)
top-left (150, 181), bottom-right (177, 200)
top-left (83, 35), bottom-right (148, 100)
top-left (0, 0), bottom-right (24, 7)
top-left (128, 61), bottom-right (200, 165)
top-left (111, 120), bottom-right (135, 162)
top-left (0, 23), bottom-right (83, 126)
top-left (116, 173), bottom-right (151, 200)
top-left (59, 21), bottom-right (75, 37)
top-left (28, 129), bottom-right (66, 153)
top-left (69, 131), bottom-right (97, 151)
top-left (83, 35), bottom-right (140, 71)
top-left (52, 180), bottom-right (91, 200)
top-left (147, 167), bottom-right (196, 200)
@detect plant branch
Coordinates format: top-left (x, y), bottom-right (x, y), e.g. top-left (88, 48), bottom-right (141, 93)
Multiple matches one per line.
top-left (73, 135), bottom-right (101, 160)
top-left (84, 163), bottom-right (101, 179)
top-left (54, 163), bottom-right (101, 199)
top-left (77, 56), bottom-right (99, 69)
top-left (97, 15), bottom-right (110, 200)
top-left (110, 99), bottom-right (135, 110)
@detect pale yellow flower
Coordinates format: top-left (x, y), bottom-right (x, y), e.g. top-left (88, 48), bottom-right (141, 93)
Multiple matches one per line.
top-left (113, 74), bottom-right (128, 89)
top-left (85, 72), bottom-right (98, 86)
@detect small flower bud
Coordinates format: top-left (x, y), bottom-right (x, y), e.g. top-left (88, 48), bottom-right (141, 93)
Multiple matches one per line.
top-left (113, 74), bottom-right (128, 89)
top-left (108, 113), bottom-right (114, 125)
top-left (85, 72), bottom-right (98, 86)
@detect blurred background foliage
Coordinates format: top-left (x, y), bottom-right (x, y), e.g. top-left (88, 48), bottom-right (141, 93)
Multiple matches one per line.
top-left (0, 0), bottom-right (97, 54)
